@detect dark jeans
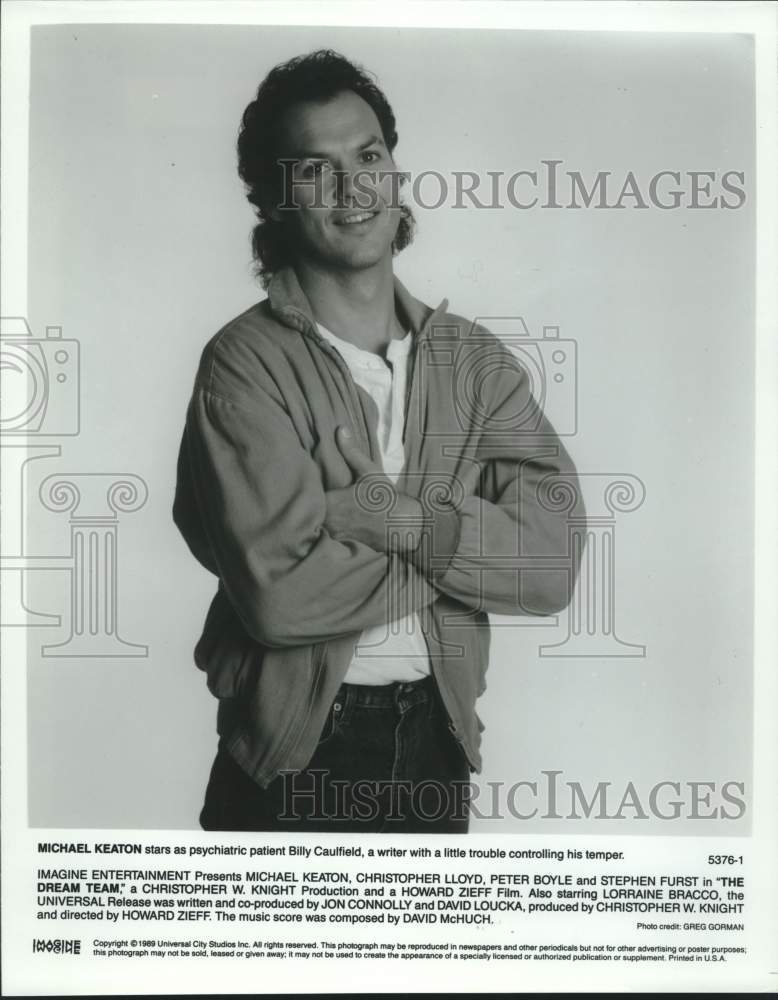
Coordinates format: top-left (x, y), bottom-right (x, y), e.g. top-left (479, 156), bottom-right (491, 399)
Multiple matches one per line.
top-left (200, 675), bottom-right (472, 833)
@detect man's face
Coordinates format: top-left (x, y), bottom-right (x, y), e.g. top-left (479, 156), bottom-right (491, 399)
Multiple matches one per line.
top-left (271, 90), bottom-right (403, 274)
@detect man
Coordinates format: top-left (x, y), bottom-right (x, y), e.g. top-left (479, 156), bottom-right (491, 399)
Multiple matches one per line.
top-left (173, 49), bottom-right (583, 833)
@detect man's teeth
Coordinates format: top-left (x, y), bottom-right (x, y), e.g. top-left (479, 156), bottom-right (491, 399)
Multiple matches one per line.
top-left (338, 212), bottom-right (375, 224)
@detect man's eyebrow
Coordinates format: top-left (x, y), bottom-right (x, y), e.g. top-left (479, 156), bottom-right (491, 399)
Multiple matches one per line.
top-left (358, 135), bottom-right (385, 151)
top-left (288, 149), bottom-right (331, 161)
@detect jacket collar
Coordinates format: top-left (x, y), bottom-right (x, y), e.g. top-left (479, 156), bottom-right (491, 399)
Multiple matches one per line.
top-left (267, 265), bottom-right (449, 341)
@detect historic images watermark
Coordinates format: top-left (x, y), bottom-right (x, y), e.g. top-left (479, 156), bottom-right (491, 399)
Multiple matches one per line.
top-left (0, 316), bottom-right (148, 656)
top-left (275, 769), bottom-right (746, 826)
top-left (275, 161), bottom-right (747, 212)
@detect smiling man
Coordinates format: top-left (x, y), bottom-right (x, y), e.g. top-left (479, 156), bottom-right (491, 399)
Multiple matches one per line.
top-left (173, 49), bottom-right (583, 833)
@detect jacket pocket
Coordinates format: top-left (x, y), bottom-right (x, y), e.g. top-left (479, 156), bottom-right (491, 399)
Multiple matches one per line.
top-left (194, 587), bottom-right (263, 700)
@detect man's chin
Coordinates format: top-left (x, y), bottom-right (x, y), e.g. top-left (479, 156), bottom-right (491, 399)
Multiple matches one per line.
top-left (308, 244), bottom-right (393, 274)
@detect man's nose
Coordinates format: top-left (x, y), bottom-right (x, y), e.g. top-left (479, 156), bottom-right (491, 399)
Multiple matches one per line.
top-left (334, 167), bottom-right (374, 209)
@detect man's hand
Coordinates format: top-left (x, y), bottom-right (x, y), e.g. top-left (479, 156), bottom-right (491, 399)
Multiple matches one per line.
top-left (324, 426), bottom-right (423, 554)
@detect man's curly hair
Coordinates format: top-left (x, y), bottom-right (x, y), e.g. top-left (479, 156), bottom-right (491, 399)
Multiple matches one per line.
top-left (237, 49), bottom-right (415, 287)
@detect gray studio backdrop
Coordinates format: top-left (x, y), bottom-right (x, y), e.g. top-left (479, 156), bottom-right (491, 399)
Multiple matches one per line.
top-left (22, 24), bottom-right (754, 832)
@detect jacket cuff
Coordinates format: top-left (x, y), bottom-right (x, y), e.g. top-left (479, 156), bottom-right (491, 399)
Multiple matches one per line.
top-left (406, 502), bottom-right (462, 582)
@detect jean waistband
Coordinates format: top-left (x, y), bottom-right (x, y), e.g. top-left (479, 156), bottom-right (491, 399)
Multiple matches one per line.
top-left (335, 674), bottom-right (436, 711)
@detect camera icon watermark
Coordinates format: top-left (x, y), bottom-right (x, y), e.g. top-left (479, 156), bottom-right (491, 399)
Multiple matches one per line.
top-left (0, 317), bottom-right (80, 436)
top-left (415, 316), bottom-right (577, 439)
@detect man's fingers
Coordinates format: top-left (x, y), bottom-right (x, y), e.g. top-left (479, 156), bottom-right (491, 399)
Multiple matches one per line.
top-left (336, 425), bottom-right (379, 477)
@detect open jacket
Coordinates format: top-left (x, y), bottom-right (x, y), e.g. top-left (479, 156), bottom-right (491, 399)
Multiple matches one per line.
top-left (173, 266), bottom-right (583, 787)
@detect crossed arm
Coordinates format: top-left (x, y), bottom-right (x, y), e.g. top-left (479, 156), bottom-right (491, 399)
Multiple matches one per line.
top-left (325, 419), bottom-right (578, 618)
top-left (175, 385), bottom-right (440, 649)
top-left (176, 348), bottom-right (580, 650)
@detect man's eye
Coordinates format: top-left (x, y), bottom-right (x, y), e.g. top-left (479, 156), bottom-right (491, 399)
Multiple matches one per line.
top-left (360, 150), bottom-right (381, 163)
top-left (302, 161), bottom-right (327, 177)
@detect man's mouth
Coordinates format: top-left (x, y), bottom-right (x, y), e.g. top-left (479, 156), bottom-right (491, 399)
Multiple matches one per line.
top-left (333, 210), bottom-right (379, 226)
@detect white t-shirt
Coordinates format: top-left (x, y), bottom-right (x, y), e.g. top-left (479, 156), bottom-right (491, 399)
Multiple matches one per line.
top-left (317, 322), bottom-right (431, 684)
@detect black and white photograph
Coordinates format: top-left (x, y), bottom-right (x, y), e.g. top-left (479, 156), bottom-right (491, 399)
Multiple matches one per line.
top-left (1, 1), bottom-right (776, 994)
